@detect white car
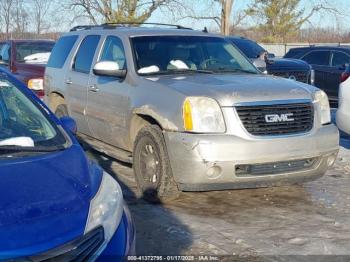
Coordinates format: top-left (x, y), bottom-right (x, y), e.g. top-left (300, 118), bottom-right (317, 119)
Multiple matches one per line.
top-left (337, 68), bottom-right (350, 134)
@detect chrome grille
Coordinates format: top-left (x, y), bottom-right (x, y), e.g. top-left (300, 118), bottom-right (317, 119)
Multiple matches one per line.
top-left (236, 103), bottom-right (314, 136)
top-left (271, 70), bottom-right (309, 83)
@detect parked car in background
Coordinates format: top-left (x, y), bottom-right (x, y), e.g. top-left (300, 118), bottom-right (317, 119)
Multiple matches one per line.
top-left (0, 69), bottom-right (135, 260)
top-left (226, 36), bottom-right (314, 85)
top-left (336, 65), bottom-right (350, 134)
top-left (284, 46), bottom-right (350, 107)
top-left (44, 24), bottom-right (339, 202)
top-left (0, 39), bottom-right (55, 98)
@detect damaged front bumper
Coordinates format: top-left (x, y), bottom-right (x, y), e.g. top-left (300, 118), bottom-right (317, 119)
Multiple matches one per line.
top-left (164, 124), bottom-right (339, 191)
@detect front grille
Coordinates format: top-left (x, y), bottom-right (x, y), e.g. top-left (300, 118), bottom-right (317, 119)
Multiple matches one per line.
top-left (28, 227), bottom-right (104, 262)
top-left (270, 70), bottom-right (309, 83)
top-left (236, 103), bottom-right (314, 136)
top-left (235, 157), bottom-right (319, 177)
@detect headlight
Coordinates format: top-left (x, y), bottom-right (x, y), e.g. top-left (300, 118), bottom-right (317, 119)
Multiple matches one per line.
top-left (28, 78), bottom-right (43, 91)
top-left (85, 172), bottom-right (124, 241)
top-left (183, 97), bottom-right (225, 133)
top-left (314, 90), bottom-right (331, 125)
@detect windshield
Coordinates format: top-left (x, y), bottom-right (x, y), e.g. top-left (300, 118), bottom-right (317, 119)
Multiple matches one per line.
top-left (230, 38), bottom-right (265, 59)
top-left (131, 36), bottom-right (258, 75)
top-left (15, 42), bottom-right (54, 64)
top-left (0, 76), bottom-right (67, 155)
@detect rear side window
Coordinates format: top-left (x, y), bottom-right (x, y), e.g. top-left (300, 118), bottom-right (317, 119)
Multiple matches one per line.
top-left (231, 39), bottom-right (265, 59)
top-left (331, 51), bottom-right (350, 67)
top-left (47, 35), bottom-right (78, 68)
top-left (99, 36), bottom-right (126, 69)
top-left (73, 35), bottom-right (100, 74)
top-left (302, 51), bottom-right (330, 66)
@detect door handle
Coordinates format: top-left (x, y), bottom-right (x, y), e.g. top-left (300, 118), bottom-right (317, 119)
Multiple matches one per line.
top-left (65, 79), bottom-right (72, 84)
top-left (89, 85), bottom-right (99, 92)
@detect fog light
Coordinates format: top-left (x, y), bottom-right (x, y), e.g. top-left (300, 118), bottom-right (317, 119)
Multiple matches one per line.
top-left (206, 165), bottom-right (222, 179)
top-left (327, 154), bottom-right (337, 167)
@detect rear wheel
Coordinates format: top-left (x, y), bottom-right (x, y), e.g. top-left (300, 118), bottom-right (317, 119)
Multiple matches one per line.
top-left (133, 125), bottom-right (180, 203)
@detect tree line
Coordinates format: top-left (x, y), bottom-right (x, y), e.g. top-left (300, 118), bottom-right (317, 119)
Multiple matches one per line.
top-left (0, 0), bottom-right (346, 43)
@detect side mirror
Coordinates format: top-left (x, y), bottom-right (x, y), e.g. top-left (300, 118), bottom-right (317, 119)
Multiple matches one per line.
top-left (60, 116), bottom-right (77, 135)
top-left (93, 61), bottom-right (127, 78)
top-left (267, 53), bottom-right (275, 58)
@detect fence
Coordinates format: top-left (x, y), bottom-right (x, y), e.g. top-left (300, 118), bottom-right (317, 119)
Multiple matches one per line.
top-left (259, 43), bottom-right (350, 57)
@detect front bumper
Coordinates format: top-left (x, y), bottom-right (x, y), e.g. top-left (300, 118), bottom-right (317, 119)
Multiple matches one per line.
top-left (164, 124), bottom-right (339, 191)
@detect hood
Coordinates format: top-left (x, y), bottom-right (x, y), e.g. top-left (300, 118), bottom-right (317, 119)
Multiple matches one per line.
top-left (144, 73), bottom-right (314, 106)
top-left (0, 144), bottom-right (102, 258)
top-left (266, 58), bottom-right (310, 70)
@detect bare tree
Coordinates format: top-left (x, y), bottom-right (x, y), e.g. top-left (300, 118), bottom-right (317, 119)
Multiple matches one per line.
top-left (0, 0), bottom-right (14, 38)
top-left (12, 0), bottom-right (29, 35)
top-left (175, 0), bottom-right (249, 35)
top-left (31, 0), bottom-right (52, 34)
top-left (69, 0), bottom-right (175, 24)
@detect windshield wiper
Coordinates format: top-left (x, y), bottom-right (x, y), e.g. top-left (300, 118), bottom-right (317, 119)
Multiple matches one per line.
top-left (213, 68), bottom-right (258, 74)
top-left (0, 145), bottom-right (65, 153)
top-left (141, 69), bottom-right (213, 76)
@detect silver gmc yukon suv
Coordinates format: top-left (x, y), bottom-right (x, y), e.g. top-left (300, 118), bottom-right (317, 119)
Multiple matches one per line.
top-left (44, 24), bottom-right (339, 201)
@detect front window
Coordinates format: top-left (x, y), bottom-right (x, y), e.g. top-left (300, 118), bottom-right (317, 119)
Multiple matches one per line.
top-left (131, 36), bottom-right (258, 75)
top-left (0, 75), bottom-right (67, 157)
top-left (15, 41), bottom-right (55, 64)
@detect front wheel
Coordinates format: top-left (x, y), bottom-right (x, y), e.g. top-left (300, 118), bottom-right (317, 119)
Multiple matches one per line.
top-left (133, 125), bottom-right (180, 203)
top-left (55, 104), bottom-right (68, 118)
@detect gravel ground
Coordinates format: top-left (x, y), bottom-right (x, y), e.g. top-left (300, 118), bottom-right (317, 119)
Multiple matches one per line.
top-left (87, 122), bottom-right (350, 260)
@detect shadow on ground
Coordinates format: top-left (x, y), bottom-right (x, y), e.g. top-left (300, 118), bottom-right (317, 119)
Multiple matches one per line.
top-left (84, 146), bottom-right (193, 255)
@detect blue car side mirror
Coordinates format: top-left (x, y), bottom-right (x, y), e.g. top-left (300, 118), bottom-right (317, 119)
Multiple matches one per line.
top-left (60, 116), bottom-right (77, 135)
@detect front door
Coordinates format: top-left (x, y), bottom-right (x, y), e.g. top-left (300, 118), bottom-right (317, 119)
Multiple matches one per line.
top-left (65, 35), bottom-right (101, 136)
top-left (86, 35), bottom-right (131, 150)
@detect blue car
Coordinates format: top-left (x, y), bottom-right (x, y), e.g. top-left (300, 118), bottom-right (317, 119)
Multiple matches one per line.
top-left (0, 69), bottom-right (135, 260)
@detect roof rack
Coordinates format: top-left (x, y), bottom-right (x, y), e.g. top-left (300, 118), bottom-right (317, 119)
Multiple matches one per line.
top-left (70, 22), bottom-right (192, 32)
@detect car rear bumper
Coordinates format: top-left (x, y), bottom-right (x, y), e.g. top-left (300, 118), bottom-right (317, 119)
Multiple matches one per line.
top-left (164, 124), bottom-right (339, 191)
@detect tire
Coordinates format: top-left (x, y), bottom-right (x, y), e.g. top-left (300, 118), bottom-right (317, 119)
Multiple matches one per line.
top-left (55, 104), bottom-right (68, 118)
top-left (133, 125), bottom-right (180, 203)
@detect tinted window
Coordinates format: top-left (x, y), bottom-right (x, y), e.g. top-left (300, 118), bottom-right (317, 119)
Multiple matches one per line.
top-left (230, 38), bottom-right (265, 59)
top-left (73, 35), bottom-right (100, 73)
top-left (99, 36), bottom-right (126, 69)
top-left (47, 35), bottom-right (78, 68)
top-left (16, 42), bottom-right (54, 64)
top-left (331, 51), bottom-right (350, 67)
top-left (132, 36), bottom-right (257, 75)
top-left (302, 51), bottom-right (330, 65)
top-left (0, 44), bottom-right (10, 63)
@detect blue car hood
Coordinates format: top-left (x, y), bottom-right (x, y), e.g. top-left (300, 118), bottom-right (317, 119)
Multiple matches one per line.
top-left (266, 58), bottom-right (310, 70)
top-left (0, 144), bottom-right (102, 258)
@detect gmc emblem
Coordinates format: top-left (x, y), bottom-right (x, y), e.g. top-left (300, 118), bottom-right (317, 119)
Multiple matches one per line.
top-left (265, 113), bottom-right (295, 123)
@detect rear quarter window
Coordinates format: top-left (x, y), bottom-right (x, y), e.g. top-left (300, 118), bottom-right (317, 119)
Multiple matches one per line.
top-left (47, 35), bottom-right (78, 69)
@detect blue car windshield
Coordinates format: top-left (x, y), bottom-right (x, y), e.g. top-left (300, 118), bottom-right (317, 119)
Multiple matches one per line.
top-left (0, 77), bottom-right (67, 152)
top-left (131, 35), bottom-right (258, 75)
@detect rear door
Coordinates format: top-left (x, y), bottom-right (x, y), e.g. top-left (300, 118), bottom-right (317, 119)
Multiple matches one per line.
top-left (65, 34), bottom-right (101, 136)
top-left (301, 50), bottom-right (332, 94)
top-left (86, 35), bottom-right (131, 150)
